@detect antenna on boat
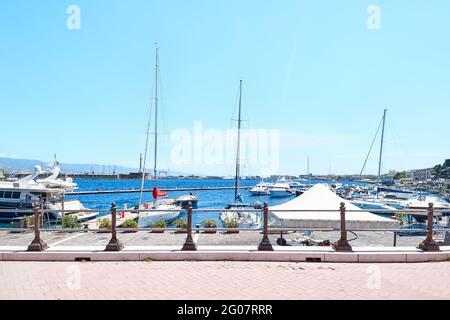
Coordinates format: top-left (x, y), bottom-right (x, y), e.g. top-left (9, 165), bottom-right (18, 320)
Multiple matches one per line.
top-left (233, 80), bottom-right (243, 202)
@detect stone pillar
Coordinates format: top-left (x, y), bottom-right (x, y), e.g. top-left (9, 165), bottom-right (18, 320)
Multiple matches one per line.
top-left (105, 202), bottom-right (124, 251)
top-left (332, 202), bottom-right (352, 252)
top-left (27, 204), bottom-right (48, 252)
top-left (258, 203), bottom-right (273, 251)
top-left (182, 202), bottom-right (197, 251)
top-left (418, 203), bottom-right (440, 251)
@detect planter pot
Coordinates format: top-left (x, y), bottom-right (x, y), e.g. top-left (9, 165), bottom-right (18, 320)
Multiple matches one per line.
top-left (97, 229), bottom-right (111, 234)
top-left (202, 229), bottom-right (217, 234)
top-left (224, 230), bottom-right (239, 234)
top-left (120, 230), bottom-right (138, 233)
top-left (150, 230), bottom-right (165, 233)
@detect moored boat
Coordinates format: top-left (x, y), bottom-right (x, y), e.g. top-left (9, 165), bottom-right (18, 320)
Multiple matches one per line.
top-left (137, 46), bottom-right (182, 227)
top-left (174, 193), bottom-right (199, 208)
top-left (219, 80), bottom-right (261, 229)
top-left (269, 180), bottom-right (294, 197)
top-left (249, 182), bottom-right (271, 196)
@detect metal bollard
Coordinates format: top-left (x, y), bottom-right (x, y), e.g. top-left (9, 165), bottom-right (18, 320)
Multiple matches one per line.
top-left (27, 204), bottom-right (48, 252)
top-left (417, 203), bottom-right (440, 252)
top-left (105, 202), bottom-right (124, 251)
top-left (182, 202), bottom-right (197, 251)
top-left (258, 202), bottom-right (273, 251)
top-left (332, 202), bottom-right (352, 252)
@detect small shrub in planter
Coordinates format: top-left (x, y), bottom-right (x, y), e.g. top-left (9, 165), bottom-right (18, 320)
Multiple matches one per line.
top-left (222, 217), bottom-right (240, 234)
top-left (98, 218), bottom-right (112, 232)
top-left (62, 215), bottom-right (82, 230)
top-left (150, 220), bottom-right (166, 233)
top-left (120, 219), bottom-right (138, 232)
top-left (175, 218), bottom-right (187, 233)
top-left (202, 219), bottom-right (217, 233)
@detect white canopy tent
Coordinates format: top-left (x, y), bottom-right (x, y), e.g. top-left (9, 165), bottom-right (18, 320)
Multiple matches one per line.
top-left (270, 184), bottom-right (400, 230)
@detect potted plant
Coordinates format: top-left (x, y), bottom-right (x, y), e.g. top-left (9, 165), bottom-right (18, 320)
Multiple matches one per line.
top-left (98, 218), bottom-right (112, 233)
top-left (175, 218), bottom-right (187, 233)
top-left (202, 219), bottom-right (217, 234)
top-left (150, 220), bottom-right (166, 233)
top-left (61, 215), bottom-right (82, 230)
top-left (120, 218), bottom-right (138, 233)
top-left (222, 217), bottom-right (239, 234)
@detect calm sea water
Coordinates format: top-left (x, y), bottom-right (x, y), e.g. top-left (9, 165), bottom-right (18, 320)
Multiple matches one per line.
top-left (0, 179), bottom-right (365, 228)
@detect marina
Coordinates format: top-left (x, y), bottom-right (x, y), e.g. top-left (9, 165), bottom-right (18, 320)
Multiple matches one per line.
top-left (1, 0), bottom-right (450, 303)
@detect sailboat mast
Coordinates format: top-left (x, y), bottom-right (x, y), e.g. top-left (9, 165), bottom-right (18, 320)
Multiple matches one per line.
top-left (139, 48), bottom-right (158, 205)
top-left (153, 46), bottom-right (159, 192)
top-left (377, 108), bottom-right (387, 187)
top-left (234, 80), bottom-right (243, 200)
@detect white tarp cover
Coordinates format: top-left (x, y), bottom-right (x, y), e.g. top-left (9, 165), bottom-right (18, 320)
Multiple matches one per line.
top-left (270, 184), bottom-right (400, 230)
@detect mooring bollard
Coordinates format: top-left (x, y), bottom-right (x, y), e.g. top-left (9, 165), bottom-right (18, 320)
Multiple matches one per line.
top-left (27, 204), bottom-right (48, 252)
top-left (105, 202), bottom-right (124, 251)
top-left (418, 203), bottom-right (440, 251)
top-left (332, 202), bottom-right (352, 252)
top-left (182, 202), bottom-right (197, 251)
top-left (258, 202), bottom-right (273, 251)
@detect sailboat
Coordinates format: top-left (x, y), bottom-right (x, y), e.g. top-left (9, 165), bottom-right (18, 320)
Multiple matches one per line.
top-left (219, 80), bottom-right (262, 228)
top-left (351, 109), bottom-right (401, 215)
top-left (137, 46), bottom-right (182, 228)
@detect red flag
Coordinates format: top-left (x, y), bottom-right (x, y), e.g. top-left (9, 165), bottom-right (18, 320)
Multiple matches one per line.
top-left (152, 187), bottom-right (168, 199)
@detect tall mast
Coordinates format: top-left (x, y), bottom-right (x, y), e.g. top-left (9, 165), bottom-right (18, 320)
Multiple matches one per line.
top-left (377, 108), bottom-right (387, 188)
top-left (139, 45), bottom-right (158, 205)
top-left (153, 46), bottom-right (159, 194)
top-left (234, 80), bottom-right (243, 201)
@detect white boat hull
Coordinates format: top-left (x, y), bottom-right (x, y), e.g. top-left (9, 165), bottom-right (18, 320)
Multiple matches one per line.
top-left (138, 204), bottom-right (181, 227)
top-left (269, 189), bottom-right (293, 197)
top-left (250, 188), bottom-right (270, 196)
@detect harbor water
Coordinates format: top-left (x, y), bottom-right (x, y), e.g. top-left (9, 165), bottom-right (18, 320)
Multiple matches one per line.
top-left (0, 178), bottom-right (365, 228)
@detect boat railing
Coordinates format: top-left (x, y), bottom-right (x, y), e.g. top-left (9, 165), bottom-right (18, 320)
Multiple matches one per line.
top-left (0, 202), bottom-right (447, 252)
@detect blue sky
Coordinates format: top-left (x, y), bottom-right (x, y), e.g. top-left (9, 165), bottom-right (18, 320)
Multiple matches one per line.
top-left (0, 0), bottom-right (449, 175)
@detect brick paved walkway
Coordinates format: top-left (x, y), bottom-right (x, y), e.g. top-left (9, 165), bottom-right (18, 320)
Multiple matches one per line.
top-left (1, 261), bottom-right (450, 299)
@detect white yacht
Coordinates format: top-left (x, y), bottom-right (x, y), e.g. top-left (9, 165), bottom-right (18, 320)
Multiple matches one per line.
top-left (0, 165), bottom-right (96, 223)
top-left (350, 199), bottom-right (398, 217)
top-left (249, 182), bottom-right (271, 196)
top-left (269, 178), bottom-right (294, 197)
top-left (403, 194), bottom-right (450, 222)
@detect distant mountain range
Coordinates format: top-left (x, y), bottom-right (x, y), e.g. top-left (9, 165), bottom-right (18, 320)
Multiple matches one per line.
top-left (0, 157), bottom-right (187, 176)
